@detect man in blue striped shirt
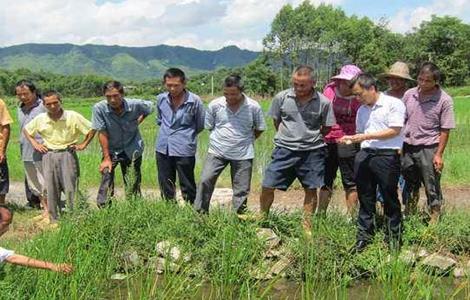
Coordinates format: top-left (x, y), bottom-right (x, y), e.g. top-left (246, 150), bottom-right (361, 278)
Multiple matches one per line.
top-left (194, 75), bottom-right (266, 214)
top-left (156, 68), bottom-right (205, 204)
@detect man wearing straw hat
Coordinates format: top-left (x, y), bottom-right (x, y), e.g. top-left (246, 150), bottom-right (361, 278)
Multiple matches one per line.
top-left (380, 61), bottom-right (415, 99)
top-left (401, 62), bottom-right (455, 223)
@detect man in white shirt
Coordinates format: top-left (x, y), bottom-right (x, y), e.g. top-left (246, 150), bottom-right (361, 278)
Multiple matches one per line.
top-left (342, 73), bottom-right (405, 253)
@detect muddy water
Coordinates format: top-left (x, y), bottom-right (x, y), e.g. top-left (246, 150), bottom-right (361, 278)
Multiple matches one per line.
top-left (107, 275), bottom-right (469, 299)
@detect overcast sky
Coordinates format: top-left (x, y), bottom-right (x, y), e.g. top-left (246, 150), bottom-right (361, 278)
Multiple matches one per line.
top-left (0, 0), bottom-right (469, 51)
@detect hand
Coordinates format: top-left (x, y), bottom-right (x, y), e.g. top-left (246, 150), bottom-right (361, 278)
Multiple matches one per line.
top-left (51, 263), bottom-right (73, 274)
top-left (32, 141), bottom-right (48, 154)
top-left (0, 152), bottom-right (5, 163)
top-left (99, 158), bottom-right (113, 173)
top-left (69, 143), bottom-right (86, 151)
top-left (339, 136), bottom-right (353, 144)
top-left (433, 154), bottom-right (444, 173)
top-left (137, 115), bottom-right (145, 124)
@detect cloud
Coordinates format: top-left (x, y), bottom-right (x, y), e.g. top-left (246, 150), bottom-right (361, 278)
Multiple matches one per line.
top-left (388, 0), bottom-right (470, 33)
top-left (0, 0), bottom-right (342, 50)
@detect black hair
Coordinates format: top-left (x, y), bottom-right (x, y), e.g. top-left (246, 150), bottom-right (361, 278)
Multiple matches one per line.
top-left (349, 73), bottom-right (377, 91)
top-left (103, 80), bottom-right (125, 95)
top-left (15, 80), bottom-right (38, 95)
top-left (223, 74), bottom-right (244, 91)
top-left (163, 68), bottom-right (186, 83)
top-left (418, 62), bottom-right (441, 83)
top-left (42, 90), bottom-right (62, 101)
top-left (293, 65), bottom-right (315, 81)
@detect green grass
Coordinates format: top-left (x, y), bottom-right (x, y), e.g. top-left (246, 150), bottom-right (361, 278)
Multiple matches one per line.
top-left (2, 95), bottom-right (470, 190)
top-left (0, 200), bottom-right (468, 299)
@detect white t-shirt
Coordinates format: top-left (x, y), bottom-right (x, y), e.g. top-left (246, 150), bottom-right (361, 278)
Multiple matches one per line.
top-left (0, 247), bottom-right (14, 262)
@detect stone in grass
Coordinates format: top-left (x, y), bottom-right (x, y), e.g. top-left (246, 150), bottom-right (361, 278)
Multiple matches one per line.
top-left (121, 250), bottom-right (141, 268)
top-left (417, 249), bottom-right (429, 260)
top-left (453, 268), bottom-right (466, 278)
top-left (269, 256), bottom-right (291, 276)
top-left (150, 257), bottom-right (181, 274)
top-left (256, 228), bottom-right (281, 250)
top-left (110, 273), bottom-right (127, 280)
top-left (399, 250), bottom-right (417, 266)
top-left (421, 253), bottom-right (457, 275)
top-left (155, 241), bottom-right (190, 262)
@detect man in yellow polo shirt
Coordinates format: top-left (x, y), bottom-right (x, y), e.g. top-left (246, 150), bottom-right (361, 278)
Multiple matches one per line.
top-left (24, 90), bottom-right (95, 222)
top-left (0, 98), bottom-right (12, 205)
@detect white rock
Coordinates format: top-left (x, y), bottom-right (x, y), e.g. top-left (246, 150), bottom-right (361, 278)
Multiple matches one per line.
top-left (422, 253), bottom-right (457, 273)
top-left (256, 228), bottom-right (281, 249)
top-left (110, 273), bottom-right (127, 280)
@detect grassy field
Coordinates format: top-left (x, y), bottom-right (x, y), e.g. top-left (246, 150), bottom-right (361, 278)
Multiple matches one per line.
top-left (0, 200), bottom-right (469, 299)
top-left (2, 95), bottom-right (470, 192)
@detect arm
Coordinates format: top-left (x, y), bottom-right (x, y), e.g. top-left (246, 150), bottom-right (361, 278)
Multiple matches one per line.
top-left (433, 129), bottom-right (450, 172)
top-left (195, 100), bottom-right (206, 134)
top-left (6, 254), bottom-right (73, 273)
top-left (137, 100), bottom-right (154, 125)
top-left (0, 124), bottom-right (10, 163)
top-left (273, 118), bottom-right (281, 131)
top-left (341, 127), bottom-right (402, 144)
top-left (72, 129), bottom-right (96, 151)
top-left (98, 131), bottom-right (113, 172)
top-left (23, 128), bottom-right (48, 154)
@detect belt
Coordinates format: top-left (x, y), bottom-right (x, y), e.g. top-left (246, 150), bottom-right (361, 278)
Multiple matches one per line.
top-left (362, 148), bottom-right (399, 156)
top-left (48, 148), bottom-right (72, 153)
top-left (403, 143), bottom-right (438, 150)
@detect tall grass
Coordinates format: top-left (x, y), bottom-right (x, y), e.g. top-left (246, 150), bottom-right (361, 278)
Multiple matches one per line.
top-left (0, 200), bottom-right (468, 299)
top-left (4, 95), bottom-right (470, 189)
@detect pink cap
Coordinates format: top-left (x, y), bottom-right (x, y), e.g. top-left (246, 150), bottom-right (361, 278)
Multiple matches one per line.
top-left (331, 64), bottom-right (362, 81)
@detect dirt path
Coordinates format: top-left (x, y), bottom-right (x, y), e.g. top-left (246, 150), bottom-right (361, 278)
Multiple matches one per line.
top-left (6, 181), bottom-right (470, 213)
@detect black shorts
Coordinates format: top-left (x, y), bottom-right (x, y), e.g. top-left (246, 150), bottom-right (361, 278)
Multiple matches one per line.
top-left (0, 159), bottom-right (9, 195)
top-left (324, 143), bottom-right (357, 191)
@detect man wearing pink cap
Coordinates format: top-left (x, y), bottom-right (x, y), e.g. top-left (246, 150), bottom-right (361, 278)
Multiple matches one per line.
top-left (319, 65), bottom-right (362, 217)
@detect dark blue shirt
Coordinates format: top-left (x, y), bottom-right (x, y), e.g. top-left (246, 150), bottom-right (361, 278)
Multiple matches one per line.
top-left (92, 98), bottom-right (153, 159)
top-left (155, 91), bottom-right (205, 156)
top-left (17, 99), bottom-right (46, 162)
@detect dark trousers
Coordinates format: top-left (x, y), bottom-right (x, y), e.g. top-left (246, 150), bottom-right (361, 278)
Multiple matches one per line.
top-left (97, 152), bottom-right (142, 205)
top-left (25, 177), bottom-right (41, 208)
top-left (156, 152), bottom-right (196, 204)
top-left (401, 143), bottom-right (442, 207)
top-left (354, 149), bottom-right (402, 244)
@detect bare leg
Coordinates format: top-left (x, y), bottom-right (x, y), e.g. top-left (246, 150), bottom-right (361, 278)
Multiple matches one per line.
top-left (303, 188), bottom-right (318, 231)
top-left (345, 189), bottom-right (358, 218)
top-left (318, 187), bottom-right (332, 213)
top-left (40, 196), bottom-right (49, 218)
top-left (260, 187), bottom-right (275, 215)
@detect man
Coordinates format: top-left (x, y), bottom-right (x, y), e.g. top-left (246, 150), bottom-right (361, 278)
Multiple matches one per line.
top-left (0, 93), bottom-right (12, 205)
top-left (342, 73), bottom-right (406, 252)
top-left (0, 205), bottom-right (72, 273)
top-left (194, 75), bottom-right (265, 213)
top-left (24, 91), bottom-right (95, 222)
top-left (401, 62), bottom-right (455, 223)
top-left (16, 80), bottom-right (48, 219)
top-left (260, 65), bottom-right (335, 229)
top-left (156, 68), bottom-right (205, 203)
top-left (92, 81), bottom-right (153, 207)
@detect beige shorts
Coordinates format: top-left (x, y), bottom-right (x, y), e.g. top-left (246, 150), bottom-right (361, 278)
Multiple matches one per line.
top-left (24, 161), bottom-right (46, 198)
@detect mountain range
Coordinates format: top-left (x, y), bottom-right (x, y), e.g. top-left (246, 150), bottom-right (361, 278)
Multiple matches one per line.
top-left (0, 43), bottom-right (259, 81)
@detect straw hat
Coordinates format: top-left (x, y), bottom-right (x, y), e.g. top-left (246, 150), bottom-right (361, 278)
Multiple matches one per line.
top-left (331, 64), bottom-right (362, 81)
top-left (380, 61), bottom-right (414, 81)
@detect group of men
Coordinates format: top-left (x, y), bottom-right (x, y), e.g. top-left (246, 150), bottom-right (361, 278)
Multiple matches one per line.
top-left (0, 61), bottom-right (455, 269)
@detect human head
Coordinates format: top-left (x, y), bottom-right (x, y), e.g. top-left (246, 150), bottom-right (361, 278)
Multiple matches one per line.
top-left (417, 62), bottom-right (441, 93)
top-left (0, 205), bottom-right (13, 237)
top-left (163, 68), bottom-right (186, 99)
top-left (42, 90), bottom-right (63, 115)
top-left (292, 65), bottom-right (316, 99)
top-left (103, 80), bottom-right (125, 110)
top-left (350, 73), bottom-right (379, 106)
top-left (381, 61), bottom-right (413, 93)
top-left (223, 75), bottom-right (244, 106)
top-left (331, 64), bottom-right (362, 97)
top-left (15, 80), bottom-right (38, 107)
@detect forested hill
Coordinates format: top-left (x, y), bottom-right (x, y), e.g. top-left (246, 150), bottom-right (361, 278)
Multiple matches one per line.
top-left (0, 43), bottom-right (259, 81)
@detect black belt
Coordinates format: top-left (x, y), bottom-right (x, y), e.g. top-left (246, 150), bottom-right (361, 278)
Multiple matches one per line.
top-left (362, 148), bottom-right (399, 156)
top-left (48, 148), bottom-right (72, 153)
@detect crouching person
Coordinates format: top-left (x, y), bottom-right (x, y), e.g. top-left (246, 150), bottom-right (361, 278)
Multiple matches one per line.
top-left (23, 91), bottom-right (95, 223)
top-left (194, 75), bottom-right (266, 214)
top-left (0, 205), bottom-right (72, 273)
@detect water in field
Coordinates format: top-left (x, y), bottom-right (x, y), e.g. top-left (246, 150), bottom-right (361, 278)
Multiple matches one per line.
top-left (106, 275), bottom-right (469, 299)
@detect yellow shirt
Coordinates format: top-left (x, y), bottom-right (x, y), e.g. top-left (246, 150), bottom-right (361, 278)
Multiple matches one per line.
top-left (0, 98), bottom-right (13, 147)
top-left (25, 110), bottom-right (92, 150)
